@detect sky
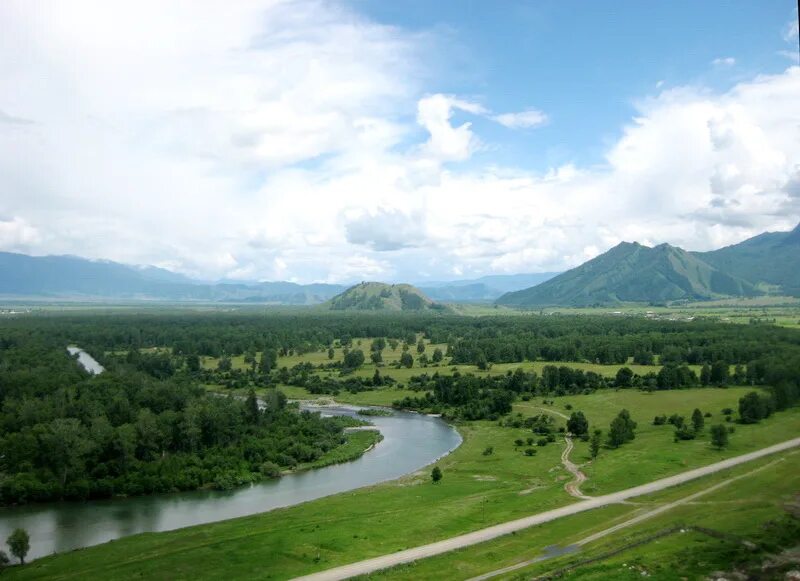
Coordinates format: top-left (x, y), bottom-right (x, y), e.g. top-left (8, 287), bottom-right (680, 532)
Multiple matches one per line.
top-left (0, 0), bottom-right (798, 284)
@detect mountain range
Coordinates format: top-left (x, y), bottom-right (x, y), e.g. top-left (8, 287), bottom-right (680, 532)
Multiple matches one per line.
top-left (497, 223), bottom-right (800, 307)
top-left (1, 223), bottom-right (796, 307)
top-left (0, 252), bottom-right (546, 304)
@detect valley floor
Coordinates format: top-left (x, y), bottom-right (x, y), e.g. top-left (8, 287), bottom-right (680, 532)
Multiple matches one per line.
top-left (6, 387), bottom-right (800, 581)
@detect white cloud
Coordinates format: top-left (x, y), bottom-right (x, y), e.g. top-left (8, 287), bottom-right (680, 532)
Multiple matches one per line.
top-left (711, 57), bottom-right (736, 67)
top-left (0, 1), bottom-right (798, 283)
top-left (416, 94), bottom-right (486, 162)
top-left (492, 109), bottom-right (548, 129)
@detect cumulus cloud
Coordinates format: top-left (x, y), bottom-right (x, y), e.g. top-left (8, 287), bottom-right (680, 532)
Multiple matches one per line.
top-left (416, 94), bottom-right (486, 162)
top-left (0, 1), bottom-right (798, 283)
top-left (492, 109), bottom-right (548, 129)
top-left (344, 208), bottom-right (426, 251)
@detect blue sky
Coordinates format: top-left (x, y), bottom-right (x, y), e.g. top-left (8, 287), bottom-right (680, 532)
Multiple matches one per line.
top-left (360, 0), bottom-right (797, 170)
top-left (0, 0), bottom-right (798, 283)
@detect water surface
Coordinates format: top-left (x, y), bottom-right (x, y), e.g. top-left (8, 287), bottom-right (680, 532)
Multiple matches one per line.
top-left (0, 404), bottom-right (461, 560)
top-left (66, 346), bottom-right (105, 375)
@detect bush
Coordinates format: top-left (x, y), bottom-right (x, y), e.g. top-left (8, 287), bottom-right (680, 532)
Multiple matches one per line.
top-left (482, 446), bottom-right (494, 456)
top-left (260, 462), bottom-right (282, 479)
top-left (537, 438), bottom-right (549, 447)
top-left (524, 448), bottom-right (536, 456)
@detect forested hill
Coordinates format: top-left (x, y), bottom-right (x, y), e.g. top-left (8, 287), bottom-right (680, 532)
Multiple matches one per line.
top-left (695, 223), bottom-right (800, 296)
top-left (496, 241), bottom-right (758, 307)
top-left (327, 282), bottom-right (449, 312)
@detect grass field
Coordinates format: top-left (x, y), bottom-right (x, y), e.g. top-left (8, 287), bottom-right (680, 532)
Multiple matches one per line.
top-left (200, 336), bottom-right (709, 388)
top-left (7, 385), bottom-right (799, 581)
top-left (367, 449), bottom-right (800, 580)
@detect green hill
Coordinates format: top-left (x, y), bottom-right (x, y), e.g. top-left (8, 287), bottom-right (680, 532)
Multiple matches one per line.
top-left (327, 282), bottom-right (447, 311)
top-left (694, 223), bottom-right (800, 296)
top-left (496, 241), bottom-right (759, 307)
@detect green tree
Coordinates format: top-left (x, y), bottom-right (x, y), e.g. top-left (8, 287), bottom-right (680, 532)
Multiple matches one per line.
top-left (431, 466), bottom-right (442, 483)
top-left (0, 549), bottom-right (10, 570)
top-left (327, 347), bottom-right (335, 360)
top-left (416, 339), bottom-right (426, 354)
top-left (186, 353), bottom-right (201, 373)
top-left (217, 356), bottom-right (232, 372)
top-left (590, 429), bottom-right (602, 459)
top-left (566, 411), bottom-right (589, 436)
top-left (691, 408), bottom-right (704, 432)
top-left (7, 528), bottom-right (29, 565)
top-left (259, 350), bottom-right (277, 374)
top-left (739, 391), bottom-right (767, 424)
top-left (370, 350), bottom-right (383, 364)
top-left (710, 424), bottom-right (729, 449)
top-left (607, 409), bottom-right (636, 448)
top-left (40, 418), bottom-right (93, 489)
top-left (245, 389), bottom-right (260, 425)
top-left (700, 363), bottom-right (711, 386)
top-left (342, 349), bottom-right (365, 370)
top-left (399, 352), bottom-right (414, 368)
top-left (615, 367), bottom-right (634, 388)
top-left (710, 360), bottom-right (729, 385)
top-left (432, 348), bottom-right (444, 363)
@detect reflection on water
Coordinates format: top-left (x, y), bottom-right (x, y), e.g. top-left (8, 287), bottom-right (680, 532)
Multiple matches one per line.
top-left (0, 404), bottom-right (461, 560)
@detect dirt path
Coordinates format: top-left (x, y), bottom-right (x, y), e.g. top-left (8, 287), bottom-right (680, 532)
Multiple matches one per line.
top-left (533, 407), bottom-right (590, 499)
top-left (561, 436), bottom-right (591, 499)
top-left (291, 437), bottom-right (800, 581)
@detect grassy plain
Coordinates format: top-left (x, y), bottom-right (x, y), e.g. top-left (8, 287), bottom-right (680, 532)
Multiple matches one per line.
top-left (8, 384), bottom-right (799, 581)
top-left (367, 449), bottom-right (800, 580)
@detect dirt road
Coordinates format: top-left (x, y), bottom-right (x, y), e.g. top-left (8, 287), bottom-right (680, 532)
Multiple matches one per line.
top-left (292, 437), bottom-right (800, 581)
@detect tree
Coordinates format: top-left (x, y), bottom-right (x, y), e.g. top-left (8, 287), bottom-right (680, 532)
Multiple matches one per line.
top-left (710, 360), bottom-right (729, 385)
top-left (342, 349), bottom-right (365, 371)
top-left (432, 348), bottom-right (444, 363)
top-left (691, 408), bottom-right (704, 432)
top-left (607, 409), bottom-right (636, 448)
top-left (566, 411), bottom-right (589, 437)
top-left (370, 350), bottom-right (383, 364)
top-left (327, 347), bottom-right (335, 360)
top-left (7, 528), bottom-right (29, 565)
top-left (700, 363), bottom-right (711, 386)
top-left (259, 349), bottom-right (277, 374)
top-left (615, 367), bottom-right (634, 388)
top-left (416, 339), bottom-right (426, 354)
top-left (245, 389), bottom-right (260, 425)
top-left (710, 424), bottom-right (729, 449)
top-left (399, 352), bottom-right (414, 369)
top-left (186, 353), bottom-right (201, 373)
top-left (0, 549), bottom-right (9, 570)
top-left (431, 466), bottom-right (442, 483)
top-left (739, 391), bottom-right (767, 424)
top-left (590, 429), bottom-right (602, 459)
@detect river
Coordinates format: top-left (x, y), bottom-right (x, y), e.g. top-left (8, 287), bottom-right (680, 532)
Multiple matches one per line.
top-left (66, 346), bottom-right (105, 375)
top-left (0, 403), bottom-right (461, 561)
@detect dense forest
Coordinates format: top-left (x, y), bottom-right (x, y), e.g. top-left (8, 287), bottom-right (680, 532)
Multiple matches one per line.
top-left (2, 311), bottom-right (800, 503)
top-left (0, 324), bottom-right (364, 505)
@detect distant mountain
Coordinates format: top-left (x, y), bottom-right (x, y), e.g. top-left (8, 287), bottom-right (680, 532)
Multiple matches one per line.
top-left (496, 242), bottom-right (759, 307)
top-left (420, 272), bottom-right (559, 302)
top-left (0, 252), bottom-right (345, 304)
top-left (327, 282), bottom-right (448, 312)
top-left (695, 224), bottom-right (800, 296)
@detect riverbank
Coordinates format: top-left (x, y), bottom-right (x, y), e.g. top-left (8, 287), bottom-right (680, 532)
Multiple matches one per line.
top-left (5, 387), bottom-right (798, 580)
top-left (294, 429), bottom-right (384, 472)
